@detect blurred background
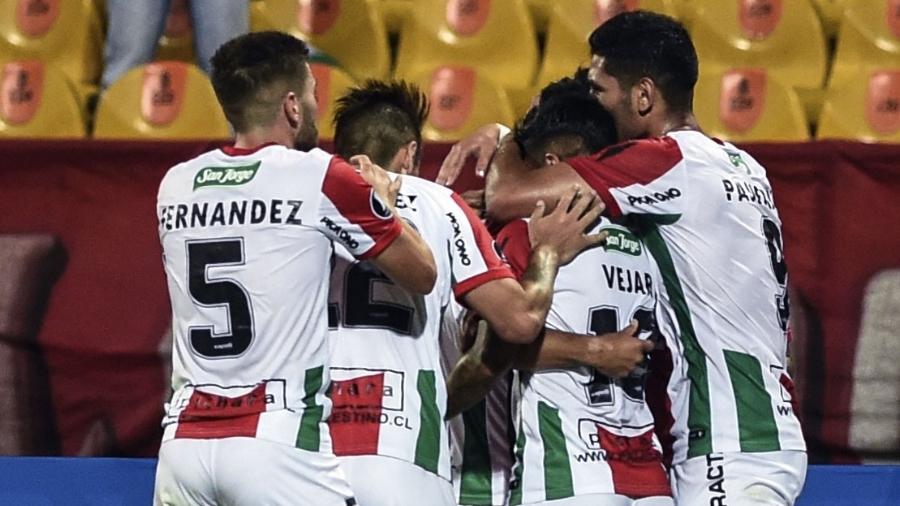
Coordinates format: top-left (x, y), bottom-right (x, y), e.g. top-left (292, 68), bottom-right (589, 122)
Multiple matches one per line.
top-left (0, 0), bottom-right (898, 472)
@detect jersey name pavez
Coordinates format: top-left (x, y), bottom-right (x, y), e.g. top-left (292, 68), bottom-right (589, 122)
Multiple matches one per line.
top-left (498, 219), bottom-right (672, 504)
top-left (327, 175), bottom-right (513, 480)
top-left (568, 131), bottom-right (806, 464)
top-left (157, 144), bottom-right (401, 452)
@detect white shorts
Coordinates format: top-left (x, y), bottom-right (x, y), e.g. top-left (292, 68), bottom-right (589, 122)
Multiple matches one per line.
top-left (154, 437), bottom-right (356, 506)
top-left (520, 495), bottom-right (673, 506)
top-left (672, 451), bottom-right (807, 506)
top-left (340, 454), bottom-right (455, 506)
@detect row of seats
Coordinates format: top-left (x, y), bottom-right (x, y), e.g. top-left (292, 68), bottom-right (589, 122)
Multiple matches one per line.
top-left (3, 58), bottom-right (897, 142)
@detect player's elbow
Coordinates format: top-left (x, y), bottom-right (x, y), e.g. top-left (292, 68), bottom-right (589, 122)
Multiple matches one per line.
top-left (492, 312), bottom-right (542, 344)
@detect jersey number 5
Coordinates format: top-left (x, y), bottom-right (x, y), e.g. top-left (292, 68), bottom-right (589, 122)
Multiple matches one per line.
top-left (187, 239), bottom-right (254, 358)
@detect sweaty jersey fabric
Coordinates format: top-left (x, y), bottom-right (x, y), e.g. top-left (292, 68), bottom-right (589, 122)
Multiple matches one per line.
top-left (568, 130), bottom-right (806, 465)
top-left (157, 143), bottom-right (401, 452)
top-left (498, 218), bottom-right (672, 504)
top-left (327, 175), bottom-right (514, 481)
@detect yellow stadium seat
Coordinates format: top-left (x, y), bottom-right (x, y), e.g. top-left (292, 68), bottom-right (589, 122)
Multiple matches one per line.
top-left (93, 61), bottom-right (230, 140)
top-left (393, 0), bottom-right (539, 113)
top-left (381, 0), bottom-right (413, 33)
top-left (407, 65), bottom-right (515, 142)
top-left (536, 0), bottom-right (680, 90)
top-left (0, 60), bottom-right (85, 138)
top-left (688, 0), bottom-right (828, 91)
top-left (0, 0), bottom-right (102, 100)
top-left (818, 68), bottom-right (900, 142)
top-left (694, 68), bottom-right (810, 142)
top-left (155, 0), bottom-right (195, 63)
top-left (830, 0), bottom-right (900, 90)
top-left (250, 0), bottom-right (391, 81)
top-left (310, 62), bottom-right (356, 140)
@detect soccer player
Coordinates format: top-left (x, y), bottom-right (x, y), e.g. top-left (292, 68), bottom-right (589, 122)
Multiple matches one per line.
top-left (453, 11), bottom-right (808, 506)
top-left (326, 80), bottom-right (609, 506)
top-left (450, 75), bottom-right (674, 506)
top-left (152, 32), bottom-right (439, 505)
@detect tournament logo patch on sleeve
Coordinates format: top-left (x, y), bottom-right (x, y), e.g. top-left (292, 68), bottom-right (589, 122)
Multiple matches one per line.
top-left (369, 189), bottom-right (394, 220)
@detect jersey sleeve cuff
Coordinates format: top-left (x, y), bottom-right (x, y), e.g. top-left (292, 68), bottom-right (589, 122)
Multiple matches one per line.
top-left (567, 157), bottom-right (623, 218)
top-left (355, 218), bottom-right (403, 261)
top-left (453, 267), bottom-right (515, 300)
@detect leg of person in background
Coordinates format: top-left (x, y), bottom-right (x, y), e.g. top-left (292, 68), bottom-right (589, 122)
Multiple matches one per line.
top-left (102, 0), bottom-right (170, 89)
top-left (189, 0), bottom-right (250, 76)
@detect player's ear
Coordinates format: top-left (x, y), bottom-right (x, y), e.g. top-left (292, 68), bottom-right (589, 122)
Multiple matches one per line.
top-left (400, 140), bottom-right (419, 175)
top-left (284, 91), bottom-right (301, 128)
top-left (634, 77), bottom-right (654, 117)
top-left (544, 153), bottom-right (561, 166)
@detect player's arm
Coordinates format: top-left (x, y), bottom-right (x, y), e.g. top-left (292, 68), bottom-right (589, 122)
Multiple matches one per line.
top-left (319, 155), bottom-right (436, 295)
top-left (461, 187), bottom-right (607, 344)
top-left (484, 135), bottom-right (584, 225)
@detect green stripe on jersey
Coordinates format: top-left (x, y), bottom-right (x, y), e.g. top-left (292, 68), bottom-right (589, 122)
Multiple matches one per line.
top-left (508, 419), bottom-right (526, 506)
top-left (642, 220), bottom-right (713, 458)
top-left (537, 402), bottom-right (574, 501)
top-left (724, 350), bottom-right (781, 452)
top-left (460, 400), bottom-right (493, 504)
top-left (296, 366), bottom-right (324, 451)
top-left (414, 370), bottom-right (441, 473)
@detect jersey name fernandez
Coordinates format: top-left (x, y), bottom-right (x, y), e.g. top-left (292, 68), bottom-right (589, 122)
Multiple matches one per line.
top-left (568, 131), bottom-right (806, 465)
top-left (327, 175), bottom-right (513, 481)
top-left (157, 143), bottom-right (401, 453)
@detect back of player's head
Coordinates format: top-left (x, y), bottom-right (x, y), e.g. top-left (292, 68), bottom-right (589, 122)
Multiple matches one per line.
top-left (514, 75), bottom-right (617, 165)
top-left (333, 80), bottom-right (429, 169)
top-left (210, 31), bottom-right (311, 133)
top-left (589, 11), bottom-right (698, 113)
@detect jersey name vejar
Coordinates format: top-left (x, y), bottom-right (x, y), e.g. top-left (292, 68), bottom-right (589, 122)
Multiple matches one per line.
top-left (158, 199), bottom-right (303, 230)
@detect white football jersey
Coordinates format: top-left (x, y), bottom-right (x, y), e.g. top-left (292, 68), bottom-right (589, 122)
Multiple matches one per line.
top-left (444, 304), bottom-right (516, 506)
top-left (157, 143), bottom-right (401, 452)
top-left (327, 175), bottom-right (513, 480)
top-left (569, 130), bottom-right (806, 465)
top-left (497, 218), bottom-right (672, 504)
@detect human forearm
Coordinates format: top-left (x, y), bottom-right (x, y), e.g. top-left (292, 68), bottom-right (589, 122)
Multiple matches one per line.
top-left (445, 322), bottom-right (515, 418)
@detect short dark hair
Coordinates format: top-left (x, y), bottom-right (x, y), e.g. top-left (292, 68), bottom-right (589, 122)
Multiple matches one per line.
top-left (210, 31), bottom-right (311, 132)
top-left (332, 80), bottom-right (429, 168)
top-left (514, 75), bottom-right (617, 164)
top-left (589, 11), bottom-right (698, 112)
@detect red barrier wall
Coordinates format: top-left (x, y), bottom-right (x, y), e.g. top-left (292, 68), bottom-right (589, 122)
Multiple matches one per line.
top-left (0, 139), bottom-right (898, 462)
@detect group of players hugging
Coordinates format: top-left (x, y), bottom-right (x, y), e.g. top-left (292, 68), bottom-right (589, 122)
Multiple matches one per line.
top-left (152, 10), bottom-right (807, 506)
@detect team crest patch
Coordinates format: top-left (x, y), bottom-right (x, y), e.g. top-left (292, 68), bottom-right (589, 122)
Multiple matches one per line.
top-left (603, 228), bottom-right (642, 256)
top-left (193, 162), bottom-right (261, 190)
top-left (369, 190), bottom-right (393, 219)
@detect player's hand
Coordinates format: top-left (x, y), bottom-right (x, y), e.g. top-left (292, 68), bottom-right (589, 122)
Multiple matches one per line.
top-left (585, 321), bottom-right (655, 379)
top-left (436, 123), bottom-right (503, 186)
top-left (527, 185), bottom-right (607, 265)
top-left (352, 154), bottom-right (401, 214)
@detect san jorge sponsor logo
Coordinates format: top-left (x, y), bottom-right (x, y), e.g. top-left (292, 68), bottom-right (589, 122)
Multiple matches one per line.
top-left (603, 228), bottom-right (642, 256)
top-left (193, 161), bottom-right (261, 190)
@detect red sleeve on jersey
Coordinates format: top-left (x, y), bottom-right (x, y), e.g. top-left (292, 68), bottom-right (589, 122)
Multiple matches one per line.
top-left (566, 137), bottom-right (683, 218)
top-left (322, 157), bottom-right (403, 260)
top-left (495, 219), bottom-right (531, 280)
top-left (449, 192), bottom-right (515, 299)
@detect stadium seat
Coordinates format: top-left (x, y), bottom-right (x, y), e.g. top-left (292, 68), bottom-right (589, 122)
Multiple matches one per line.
top-left (407, 65), bottom-right (515, 142)
top-left (830, 0), bottom-right (900, 90)
top-left (310, 62), bottom-right (356, 140)
top-left (688, 0), bottom-right (828, 92)
top-left (382, 0), bottom-right (413, 33)
top-left (93, 61), bottom-right (231, 140)
top-left (0, 0), bottom-right (103, 101)
top-left (393, 0), bottom-right (539, 116)
top-left (155, 0), bottom-right (195, 64)
top-left (250, 0), bottom-right (391, 81)
top-left (817, 69), bottom-right (900, 142)
top-left (694, 68), bottom-right (810, 142)
top-left (536, 0), bottom-right (680, 89)
top-left (0, 60), bottom-right (85, 138)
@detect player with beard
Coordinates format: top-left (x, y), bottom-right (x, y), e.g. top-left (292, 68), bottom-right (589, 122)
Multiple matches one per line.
top-left (153, 32), bottom-right (439, 505)
top-left (443, 11), bottom-right (807, 506)
top-left (326, 80), bottom-right (614, 506)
